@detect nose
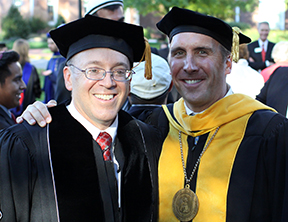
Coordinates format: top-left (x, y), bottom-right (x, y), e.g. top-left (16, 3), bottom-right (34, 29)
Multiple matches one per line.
top-left (183, 54), bottom-right (198, 73)
top-left (99, 72), bottom-right (116, 88)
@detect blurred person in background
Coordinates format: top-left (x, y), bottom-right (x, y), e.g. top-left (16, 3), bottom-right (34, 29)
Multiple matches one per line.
top-left (42, 32), bottom-right (66, 103)
top-left (226, 43), bottom-right (264, 98)
top-left (248, 21), bottom-right (275, 72)
top-left (128, 53), bottom-right (172, 120)
top-left (10, 38), bottom-right (41, 117)
top-left (0, 42), bottom-right (8, 52)
top-left (0, 51), bottom-right (26, 129)
top-left (256, 43), bottom-right (288, 117)
top-left (260, 41), bottom-right (288, 82)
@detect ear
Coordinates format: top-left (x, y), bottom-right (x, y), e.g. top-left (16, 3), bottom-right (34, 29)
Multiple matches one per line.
top-left (63, 66), bottom-right (72, 91)
top-left (224, 55), bottom-right (232, 75)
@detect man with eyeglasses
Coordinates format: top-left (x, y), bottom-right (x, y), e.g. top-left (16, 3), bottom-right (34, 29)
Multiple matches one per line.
top-left (0, 15), bottom-right (161, 221)
top-left (55, 0), bottom-right (125, 104)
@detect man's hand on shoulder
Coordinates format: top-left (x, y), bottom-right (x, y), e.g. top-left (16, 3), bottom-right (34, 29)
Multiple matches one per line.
top-left (16, 100), bottom-right (57, 127)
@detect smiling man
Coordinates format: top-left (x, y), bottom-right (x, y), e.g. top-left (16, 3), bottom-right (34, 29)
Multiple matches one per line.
top-left (149, 7), bottom-right (288, 221)
top-left (248, 21), bottom-right (275, 71)
top-left (14, 7), bottom-right (288, 222)
top-left (0, 50), bottom-right (26, 129)
top-left (0, 15), bottom-right (160, 221)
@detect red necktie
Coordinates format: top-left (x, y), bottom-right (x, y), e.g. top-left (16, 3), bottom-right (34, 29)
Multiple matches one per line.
top-left (261, 44), bottom-right (266, 62)
top-left (96, 132), bottom-right (112, 161)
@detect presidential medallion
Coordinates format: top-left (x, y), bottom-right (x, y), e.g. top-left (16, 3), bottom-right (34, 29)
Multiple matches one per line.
top-left (172, 187), bottom-right (199, 221)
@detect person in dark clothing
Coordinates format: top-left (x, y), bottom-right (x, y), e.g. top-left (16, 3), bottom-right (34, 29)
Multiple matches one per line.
top-left (42, 32), bottom-right (66, 103)
top-left (0, 50), bottom-right (26, 129)
top-left (128, 53), bottom-right (172, 121)
top-left (256, 66), bottom-right (288, 117)
top-left (0, 42), bottom-right (8, 51)
top-left (0, 15), bottom-right (161, 222)
top-left (18, 7), bottom-right (288, 222)
top-left (247, 21), bottom-right (275, 71)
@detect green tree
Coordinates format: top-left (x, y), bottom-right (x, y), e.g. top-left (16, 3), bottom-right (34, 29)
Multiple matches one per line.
top-left (2, 5), bottom-right (30, 39)
top-left (124, 0), bottom-right (258, 20)
top-left (28, 17), bottom-right (48, 34)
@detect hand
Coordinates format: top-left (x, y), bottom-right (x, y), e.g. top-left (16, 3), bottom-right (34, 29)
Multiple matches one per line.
top-left (42, 70), bottom-right (52, 76)
top-left (248, 57), bottom-right (255, 62)
top-left (16, 100), bottom-right (57, 127)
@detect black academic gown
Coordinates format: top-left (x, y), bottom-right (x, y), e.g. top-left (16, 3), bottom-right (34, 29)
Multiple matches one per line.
top-left (0, 104), bottom-right (161, 222)
top-left (256, 66), bottom-right (288, 116)
top-left (0, 107), bottom-right (15, 130)
top-left (128, 105), bottom-right (162, 122)
top-left (147, 104), bottom-right (288, 222)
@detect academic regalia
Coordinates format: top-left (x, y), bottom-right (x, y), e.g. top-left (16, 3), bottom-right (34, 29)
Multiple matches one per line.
top-left (146, 94), bottom-right (288, 222)
top-left (55, 61), bottom-right (71, 104)
top-left (0, 14), bottom-right (158, 222)
top-left (256, 66), bottom-right (288, 117)
top-left (43, 52), bottom-right (65, 103)
top-left (0, 104), bottom-right (160, 221)
top-left (0, 106), bottom-right (15, 130)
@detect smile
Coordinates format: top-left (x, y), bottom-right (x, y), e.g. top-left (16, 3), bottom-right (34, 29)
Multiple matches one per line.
top-left (95, 94), bottom-right (114, 100)
top-left (184, 79), bottom-right (201, 84)
top-left (16, 94), bottom-right (22, 99)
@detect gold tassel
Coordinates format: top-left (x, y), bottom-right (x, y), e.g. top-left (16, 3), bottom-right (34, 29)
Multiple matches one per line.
top-left (144, 38), bottom-right (152, 80)
top-left (232, 27), bottom-right (240, 63)
top-left (132, 37), bottom-right (152, 80)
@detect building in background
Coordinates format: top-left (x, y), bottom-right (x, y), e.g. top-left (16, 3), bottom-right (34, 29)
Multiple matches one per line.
top-left (237, 0), bottom-right (286, 30)
top-left (0, 0), bottom-right (89, 32)
top-left (0, 0), bottom-right (288, 34)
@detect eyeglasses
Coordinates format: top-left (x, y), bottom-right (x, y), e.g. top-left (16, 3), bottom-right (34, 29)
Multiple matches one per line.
top-left (68, 64), bottom-right (134, 82)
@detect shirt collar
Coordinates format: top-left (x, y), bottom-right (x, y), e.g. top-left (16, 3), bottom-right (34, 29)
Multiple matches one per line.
top-left (184, 85), bottom-right (234, 115)
top-left (258, 39), bottom-right (268, 50)
top-left (67, 101), bottom-right (118, 141)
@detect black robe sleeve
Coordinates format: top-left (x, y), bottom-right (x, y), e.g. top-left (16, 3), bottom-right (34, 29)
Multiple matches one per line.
top-left (0, 123), bottom-right (58, 222)
top-left (227, 111), bottom-right (288, 222)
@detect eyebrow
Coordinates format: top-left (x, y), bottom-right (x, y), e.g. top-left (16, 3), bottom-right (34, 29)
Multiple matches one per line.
top-left (194, 46), bottom-right (213, 52)
top-left (86, 61), bottom-right (129, 69)
top-left (170, 45), bottom-right (212, 54)
top-left (170, 46), bottom-right (185, 55)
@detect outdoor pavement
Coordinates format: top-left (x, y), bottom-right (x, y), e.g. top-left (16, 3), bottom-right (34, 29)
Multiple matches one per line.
top-left (29, 48), bottom-right (52, 70)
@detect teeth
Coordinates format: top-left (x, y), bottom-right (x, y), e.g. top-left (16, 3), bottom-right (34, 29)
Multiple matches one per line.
top-left (95, 94), bottom-right (114, 100)
top-left (185, 79), bottom-right (201, 84)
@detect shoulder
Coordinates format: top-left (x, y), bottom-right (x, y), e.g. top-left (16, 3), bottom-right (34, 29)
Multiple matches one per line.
top-left (0, 122), bottom-right (46, 157)
top-left (246, 110), bottom-right (288, 137)
top-left (248, 41), bottom-right (258, 48)
top-left (268, 41), bottom-right (276, 46)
